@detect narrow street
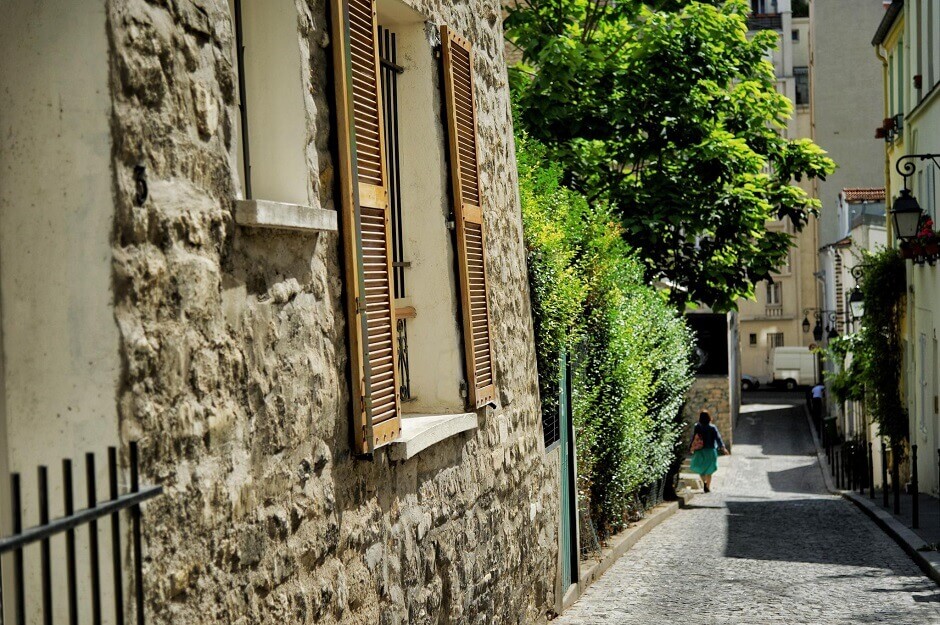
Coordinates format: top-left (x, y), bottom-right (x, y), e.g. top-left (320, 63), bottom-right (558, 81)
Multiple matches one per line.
top-left (558, 395), bottom-right (940, 624)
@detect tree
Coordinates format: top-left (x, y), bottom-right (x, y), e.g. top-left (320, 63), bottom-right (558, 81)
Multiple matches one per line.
top-left (506, 0), bottom-right (835, 311)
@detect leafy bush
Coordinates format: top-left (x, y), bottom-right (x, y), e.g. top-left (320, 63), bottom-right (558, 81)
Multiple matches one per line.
top-left (821, 248), bottom-right (907, 446)
top-left (518, 134), bottom-right (694, 536)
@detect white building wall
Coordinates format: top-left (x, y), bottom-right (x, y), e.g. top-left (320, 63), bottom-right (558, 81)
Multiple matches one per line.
top-left (0, 2), bottom-right (121, 620)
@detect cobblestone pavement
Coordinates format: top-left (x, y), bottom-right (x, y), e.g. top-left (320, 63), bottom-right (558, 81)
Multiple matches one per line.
top-left (557, 401), bottom-right (940, 624)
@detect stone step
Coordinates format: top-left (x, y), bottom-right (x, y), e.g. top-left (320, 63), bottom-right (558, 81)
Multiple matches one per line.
top-left (678, 471), bottom-right (703, 492)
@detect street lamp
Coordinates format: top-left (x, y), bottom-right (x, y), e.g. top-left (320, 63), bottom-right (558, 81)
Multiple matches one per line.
top-left (891, 188), bottom-right (924, 241)
top-left (803, 308), bottom-right (841, 342)
top-left (849, 285), bottom-right (865, 321)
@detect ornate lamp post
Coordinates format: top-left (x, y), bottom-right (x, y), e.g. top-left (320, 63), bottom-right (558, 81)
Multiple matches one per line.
top-left (802, 308), bottom-right (841, 343)
top-left (893, 154), bottom-right (940, 264)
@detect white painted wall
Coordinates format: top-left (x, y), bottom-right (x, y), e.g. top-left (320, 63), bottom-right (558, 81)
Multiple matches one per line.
top-left (0, 1), bottom-right (121, 621)
top-left (379, 3), bottom-right (466, 414)
top-left (237, 0), bottom-right (310, 205)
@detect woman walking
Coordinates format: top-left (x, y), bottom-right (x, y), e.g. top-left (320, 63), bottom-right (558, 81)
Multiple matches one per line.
top-left (689, 410), bottom-right (728, 493)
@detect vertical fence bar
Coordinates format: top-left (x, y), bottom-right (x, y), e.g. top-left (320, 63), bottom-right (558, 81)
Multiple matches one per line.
top-left (868, 442), bottom-right (875, 499)
top-left (63, 459), bottom-right (78, 625)
top-left (911, 444), bottom-right (919, 529)
top-left (87, 453), bottom-right (102, 625)
top-left (836, 450), bottom-right (843, 489)
top-left (109, 447), bottom-right (124, 625)
top-left (130, 442), bottom-right (145, 625)
top-left (937, 448), bottom-right (940, 528)
top-left (892, 444), bottom-right (901, 515)
top-left (858, 446), bottom-right (865, 494)
top-left (848, 447), bottom-right (855, 491)
top-left (38, 466), bottom-right (52, 625)
top-left (882, 441), bottom-right (889, 508)
top-left (834, 450), bottom-right (839, 488)
top-left (12, 474), bottom-right (25, 625)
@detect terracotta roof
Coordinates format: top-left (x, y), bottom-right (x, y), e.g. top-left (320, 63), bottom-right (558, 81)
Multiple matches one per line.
top-left (842, 187), bottom-right (886, 203)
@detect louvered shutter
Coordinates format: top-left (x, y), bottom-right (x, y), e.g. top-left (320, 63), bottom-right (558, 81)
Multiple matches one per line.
top-left (331, 0), bottom-right (401, 454)
top-left (440, 26), bottom-right (497, 408)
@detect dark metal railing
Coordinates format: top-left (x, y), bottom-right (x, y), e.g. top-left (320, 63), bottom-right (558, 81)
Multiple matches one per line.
top-left (0, 442), bottom-right (161, 625)
top-left (378, 25), bottom-right (413, 402)
top-left (747, 13), bottom-right (783, 31)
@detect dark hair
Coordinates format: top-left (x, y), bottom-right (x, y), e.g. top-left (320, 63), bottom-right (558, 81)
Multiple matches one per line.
top-left (698, 410), bottom-right (711, 425)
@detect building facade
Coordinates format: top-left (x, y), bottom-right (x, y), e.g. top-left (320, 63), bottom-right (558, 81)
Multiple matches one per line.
top-left (738, 0), bottom-right (819, 385)
top-left (0, 1), bottom-right (563, 622)
top-left (873, 0), bottom-right (940, 498)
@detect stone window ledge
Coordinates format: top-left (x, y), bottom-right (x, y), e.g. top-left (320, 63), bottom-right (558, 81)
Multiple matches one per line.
top-left (388, 412), bottom-right (478, 461)
top-left (234, 199), bottom-right (337, 233)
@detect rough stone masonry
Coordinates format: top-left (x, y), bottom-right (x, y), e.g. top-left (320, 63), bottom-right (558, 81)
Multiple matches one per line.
top-left (105, 0), bottom-right (558, 622)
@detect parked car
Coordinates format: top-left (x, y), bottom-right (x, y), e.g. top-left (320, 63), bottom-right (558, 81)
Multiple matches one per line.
top-left (742, 374), bottom-right (760, 391)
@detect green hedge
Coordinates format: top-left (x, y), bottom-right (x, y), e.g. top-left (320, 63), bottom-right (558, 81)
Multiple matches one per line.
top-left (518, 135), bottom-right (694, 536)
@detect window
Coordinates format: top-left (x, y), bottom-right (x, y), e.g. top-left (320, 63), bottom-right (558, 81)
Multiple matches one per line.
top-left (768, 332), bottom-right (784, 348)
top-left (330, 0), bottom-right (496, 453)
top-left (794, 66), bottom-right (809, 106)
top-left (889, 50), bottom-right (895, 117)
top-left (750, 0), bottom-right (777, 13)
top-left (791, 29), bottom-right (799, 42)
top-left (229, 0), bottom-right (308, 204)
top-left (766, 281), bottom-right (782, 306)
top-left (929, 0), bottom-right (935, 89)
top-left (916, 0), bottom-right (923, 94)
top-left (749, 333), bottom-right (758, 346)
top-left (898, 38), bottom-right (905, 115)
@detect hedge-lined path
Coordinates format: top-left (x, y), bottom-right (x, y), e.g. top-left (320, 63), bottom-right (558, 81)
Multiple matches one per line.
top-left (556, 396), bottom-right (940, 624)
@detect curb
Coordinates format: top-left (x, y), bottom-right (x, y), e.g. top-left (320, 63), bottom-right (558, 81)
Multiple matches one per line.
top-left (564, 501), bottom-right (678, 613)
top-left (803, 404), bottom-right (940, 586)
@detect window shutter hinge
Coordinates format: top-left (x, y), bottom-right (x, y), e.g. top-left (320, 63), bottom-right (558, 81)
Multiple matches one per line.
top-left (446, 219), bottom-right (456, 231)
top-left (459, 380), bottom-right (468, 398)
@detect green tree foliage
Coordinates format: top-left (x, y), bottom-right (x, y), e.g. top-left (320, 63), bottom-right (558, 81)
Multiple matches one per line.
top-left (821, 249), bottom-right (907, 445)
top-left (519, 135), bottom-right (694, 535)
top-left (506, 0), bottom-right (835, 311)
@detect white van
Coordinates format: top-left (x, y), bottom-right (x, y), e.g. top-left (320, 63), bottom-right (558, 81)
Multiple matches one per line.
top-left (772, 347), bottom-right (819, 390)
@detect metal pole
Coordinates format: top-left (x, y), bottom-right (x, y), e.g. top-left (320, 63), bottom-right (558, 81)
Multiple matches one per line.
top-left (859, 445), bottom-right (865, 495)
top-left (837, 450), bottom-right (843, 489)
top-left (868, 442), bottom-right (875, 499)
top-left (882, 441), bottom-right (889, 508)
top-left (911, 444), bottom-right (919, 529)
top-left (892, 443), bottom-right (901, 515)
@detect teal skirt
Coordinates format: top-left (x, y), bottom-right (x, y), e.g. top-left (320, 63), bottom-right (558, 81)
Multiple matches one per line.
top-left (690, 448), bottom-right (719, 475)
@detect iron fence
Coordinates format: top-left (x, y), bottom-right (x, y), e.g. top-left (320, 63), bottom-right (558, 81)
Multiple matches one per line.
top-left (0, 442), bottom-right (161, 625)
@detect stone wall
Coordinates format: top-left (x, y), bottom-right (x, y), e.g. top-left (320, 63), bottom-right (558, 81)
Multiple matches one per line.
top-left (105, 0), bottom-right (557, 623)
top-left (683, 376), bottom-right (733, 448)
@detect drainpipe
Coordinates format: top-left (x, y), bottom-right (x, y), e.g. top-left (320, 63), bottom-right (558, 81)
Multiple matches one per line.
top-left (875, 44), bottom-right (892, 243)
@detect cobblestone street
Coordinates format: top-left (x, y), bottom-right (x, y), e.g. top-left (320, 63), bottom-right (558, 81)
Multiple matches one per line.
top-left (557, 398), bottom-right (940, 624)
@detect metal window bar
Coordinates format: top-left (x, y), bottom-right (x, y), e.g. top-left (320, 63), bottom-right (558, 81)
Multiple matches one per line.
top-left (378, 25), bottom-right (412, 402)
top-left (233, 0), bottom-right (252, 198)
top-left (0, 442), bottom-right (162, 625)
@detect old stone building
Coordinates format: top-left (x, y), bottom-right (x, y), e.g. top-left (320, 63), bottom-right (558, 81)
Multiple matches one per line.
top-left (0, 0), bottom-right (560, 622)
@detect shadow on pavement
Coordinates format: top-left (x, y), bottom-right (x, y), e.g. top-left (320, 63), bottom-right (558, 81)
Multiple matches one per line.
top-left (765, 463), bottom-right (827, 496)
top-left (723, 498), bottom-right (929, 575)
top-left (735, 404), bottom-right (814, 457)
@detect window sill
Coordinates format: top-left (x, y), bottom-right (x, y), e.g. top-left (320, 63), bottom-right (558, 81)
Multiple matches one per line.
top-left (388, 412), bottom-right (478, 461)
top-left (234, 199), bottom-right (337, 233)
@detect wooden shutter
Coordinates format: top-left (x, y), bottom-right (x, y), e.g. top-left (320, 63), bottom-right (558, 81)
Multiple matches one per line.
top-left (331, 0), bottom-right (401, 454)
top-left (440, 26), bottom-right (496, 408)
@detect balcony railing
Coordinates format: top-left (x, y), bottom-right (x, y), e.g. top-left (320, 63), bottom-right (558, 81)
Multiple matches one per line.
top-left (747, 13), bottom-right (783, 31)
top-left (765, 305), bottom-right (784, 318)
